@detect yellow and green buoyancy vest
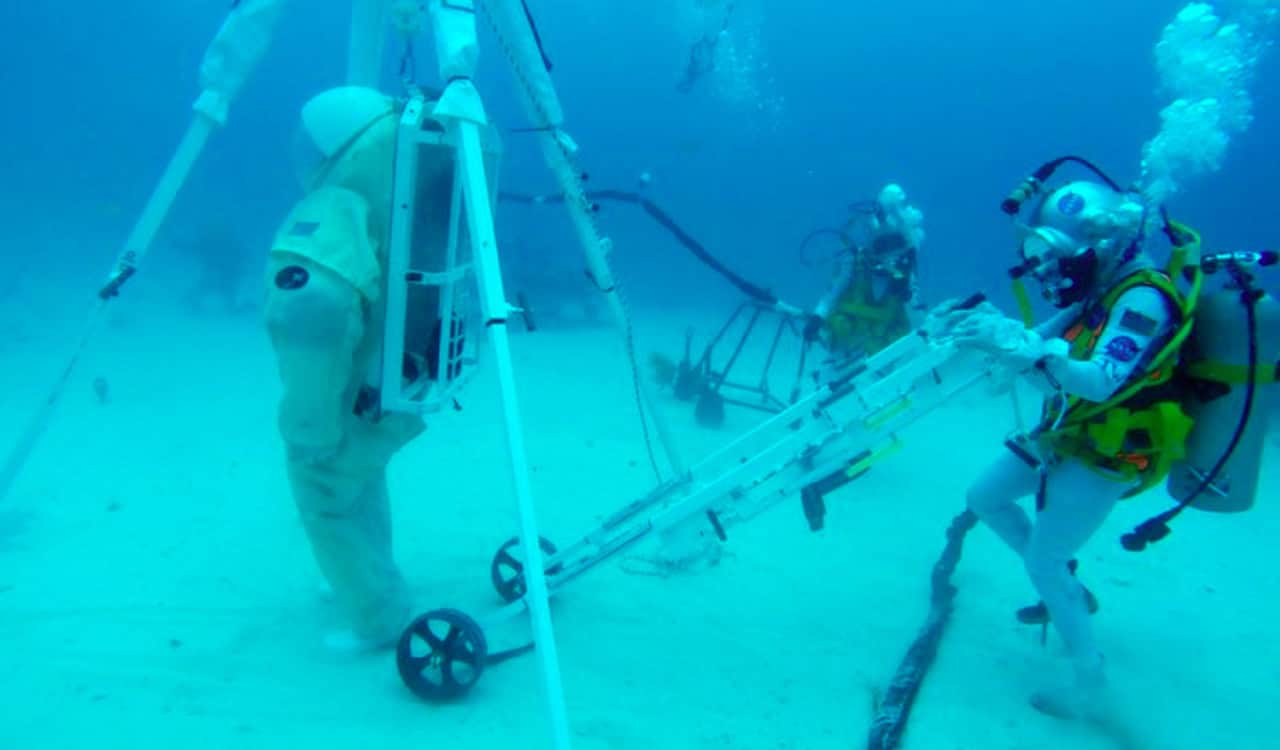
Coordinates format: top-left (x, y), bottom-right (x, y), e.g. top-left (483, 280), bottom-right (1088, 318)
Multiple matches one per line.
top-left (824, 259), bottom-right (913, 355)
top-left (1036, 224), bottom-right (1204, 495)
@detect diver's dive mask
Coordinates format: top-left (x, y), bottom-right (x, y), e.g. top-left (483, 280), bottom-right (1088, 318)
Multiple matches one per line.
top-left (844, 195), bottom-right (919, 282)
top-left (866, 232), bottom-right (914, 280)
top-left (1010, 225), bottom-right (1098, 308)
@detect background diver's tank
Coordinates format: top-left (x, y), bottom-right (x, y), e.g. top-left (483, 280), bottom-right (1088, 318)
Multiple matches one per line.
top-left (1166, 277), bottom-right (1280, 512)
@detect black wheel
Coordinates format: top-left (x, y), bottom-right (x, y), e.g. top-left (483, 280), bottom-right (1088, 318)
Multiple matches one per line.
top-left (397, 608), bottom-right (488, 702)
top-left (490, 536), bottom-right (561, 603)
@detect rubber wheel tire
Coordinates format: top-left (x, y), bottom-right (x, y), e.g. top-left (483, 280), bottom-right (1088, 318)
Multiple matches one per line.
top-left (490, 536), bottom-right (562, 603)
top-left (396, 608), bottom-right (488, 702)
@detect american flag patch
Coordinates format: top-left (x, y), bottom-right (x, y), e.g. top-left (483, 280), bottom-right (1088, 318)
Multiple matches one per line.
top-left (1118, 308), bottom-right (1157, 336)
top-left (289, 221), bottom-right (320, 237)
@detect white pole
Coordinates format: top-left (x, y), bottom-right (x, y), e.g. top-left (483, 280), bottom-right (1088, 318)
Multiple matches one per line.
top-left (452, 104), bottom-right (574, 749)
top-left (347, 0), bottom-right (390, 86)
top-left (0, 300), bottom-right (106, 502)
top-left (103, 118), bottom-right (219, 292)
top-left (0, 0), bottom-right (286, 501)
top-left (419, 5), bottom-right (570, 745)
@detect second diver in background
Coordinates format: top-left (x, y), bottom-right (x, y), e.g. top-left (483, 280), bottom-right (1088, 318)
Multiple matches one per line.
top-left (804, 183), bottom-right (929, 376)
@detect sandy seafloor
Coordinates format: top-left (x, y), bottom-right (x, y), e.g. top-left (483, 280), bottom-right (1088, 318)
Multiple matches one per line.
top-left (1, 271), bottom-right (1277, 750)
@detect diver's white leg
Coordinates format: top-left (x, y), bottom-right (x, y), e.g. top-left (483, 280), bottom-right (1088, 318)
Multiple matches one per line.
top-left (289, 465), bottom-right (411, 651)
top-left (1027, 461), bottom-right (1120, 668)
top-left (965, 448), bottom-right (1041, 555)
top-left (1026, 459), bottom-right (1126, 717)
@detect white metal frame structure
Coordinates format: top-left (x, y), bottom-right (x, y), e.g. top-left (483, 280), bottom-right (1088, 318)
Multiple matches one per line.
top-left (477, 298), bottom-right (996, 633)
top-left (377, 93), bottom-right (499, 416)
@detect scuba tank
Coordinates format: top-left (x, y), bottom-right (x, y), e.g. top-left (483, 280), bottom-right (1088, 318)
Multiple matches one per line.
top-left (1166, 266), bottom-right (1280, 512)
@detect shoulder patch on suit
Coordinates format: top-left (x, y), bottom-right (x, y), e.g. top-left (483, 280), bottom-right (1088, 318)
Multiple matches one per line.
top-left (1118, 308), bottom-right (1158, 336)
top-left (288, 221), bottom-right (320, 238)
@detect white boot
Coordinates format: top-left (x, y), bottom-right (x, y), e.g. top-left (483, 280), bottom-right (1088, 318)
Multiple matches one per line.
top-left (1030, 654), bottom-right (1107, 720)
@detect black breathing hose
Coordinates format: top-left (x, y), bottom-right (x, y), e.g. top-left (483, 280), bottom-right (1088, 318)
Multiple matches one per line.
top-left (500, 189), bottom-right (779, 306)
top-left (797, 228), bottom-right (849, 268)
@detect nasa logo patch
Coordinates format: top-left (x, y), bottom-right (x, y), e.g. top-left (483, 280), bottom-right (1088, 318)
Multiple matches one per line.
top-left (1104, 335), bottom-right (1139, 363)
top-left (1057, 192), bottom-right (1086, 216)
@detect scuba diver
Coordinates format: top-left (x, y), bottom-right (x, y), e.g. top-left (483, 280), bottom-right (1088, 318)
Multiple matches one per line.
top-left (263, 86), bottom-right (460, 653)
top-left (676, 2), bottom-right (733, 93)
top-left (803, 183), bottom-right (928, 370)
top-left (934, 156), bottom-right (1277, 720)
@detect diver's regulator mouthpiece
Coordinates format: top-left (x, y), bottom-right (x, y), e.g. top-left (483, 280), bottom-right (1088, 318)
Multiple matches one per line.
top-left (1007, 255), bottom-right (1040, 280)
top-left (1007, 251), bottom-right (1096, 308)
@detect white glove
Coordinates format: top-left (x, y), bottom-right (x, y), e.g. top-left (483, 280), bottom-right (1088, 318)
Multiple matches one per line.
top-left (948, 310), bottom-right (1056, 372)
top-left (923, 298), bottom-right (1001, 339)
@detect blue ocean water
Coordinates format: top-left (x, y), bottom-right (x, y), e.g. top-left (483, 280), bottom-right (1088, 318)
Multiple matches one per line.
top-left (1, 0), bottom-right (1274, 311)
